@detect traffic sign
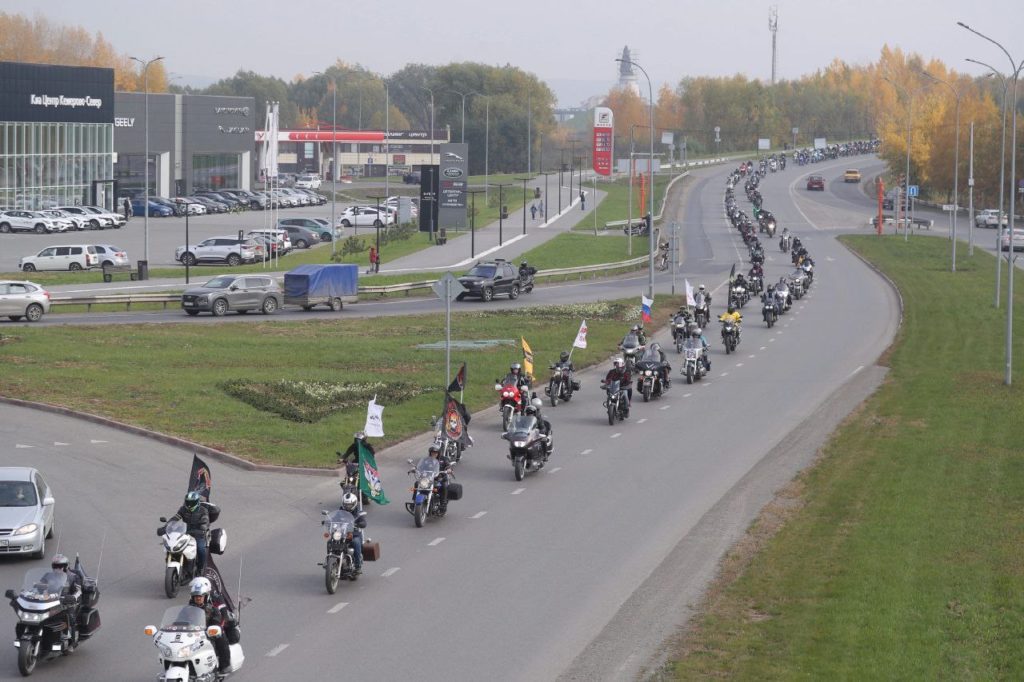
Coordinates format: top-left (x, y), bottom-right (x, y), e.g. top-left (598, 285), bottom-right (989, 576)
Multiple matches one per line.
top-left (432, 272), bottom-right (466, 301)
top-left (907, 185), bottom-right (919, 198)
top-left (942, 204), bottom-right (957, 211)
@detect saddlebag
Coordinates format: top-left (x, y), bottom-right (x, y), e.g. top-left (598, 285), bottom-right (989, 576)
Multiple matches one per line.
top-left (81, 578), bottom-right (100, 609)
top-left (77, 608), bottom-right (101, 640)
top-left (209, 528), bottom-right (227, 555)
top-left (203, 502), bottom-right (221, 523)
top-left (446, 483), bottom-right (463, 501)
top-left (362, 541), bottom-right (381, 562)
top-left (571, 380), bottom-right (582, 391)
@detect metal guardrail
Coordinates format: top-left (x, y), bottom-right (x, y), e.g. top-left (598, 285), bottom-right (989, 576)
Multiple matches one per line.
top-left (50, 293), bottom-right (180, 311)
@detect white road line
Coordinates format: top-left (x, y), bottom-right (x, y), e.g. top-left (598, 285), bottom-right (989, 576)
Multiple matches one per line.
top-left (428, 537), bottom-right (446, 546)
top-left (784, 323), bottom-right (790, 327)
top-left (660, 404), bottom-right (672, 410)
top-left (703, 382), bottom-right (712, 386)
top-left (736, 363), bottom-right (744, 367)
top-left (610, 432), bottom-right (622, 439)
top-left (848, 364), bottom-right (865, 378)
top-left (90, 439), bottom-right (107, 444)
top-left (748, 355), bottom-right (756, 359)
top-left (769, 338), bottom-right (776, 342)
top-left (470, 511), bottom-right (487, 519)
top-left (15, 444), bottom-right (32, 449)
top-left (684, 392), bottom-right (693, 397)
top-left (720, 372), bottom-right (729, 376)
top-left (548, 467), bottom-right (562, 473)
top-left (760, 346), bottom-right (766, 350)
top-left (266, 644), bottom-right (290, 657)
top-left (327, 602), bottom-right (349, 614)
top-left (637, 418), bottom-right (648, 424)
top-left (581, 448), bottom-right (593, 455)
top-left (511, 488), bottom-right (526, 495)
top-left (381, 567), bottom-right (401, 578)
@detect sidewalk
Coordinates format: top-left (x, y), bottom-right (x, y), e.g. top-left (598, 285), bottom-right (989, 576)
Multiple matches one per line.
top-left (381, 177), bottom-right (606, 273)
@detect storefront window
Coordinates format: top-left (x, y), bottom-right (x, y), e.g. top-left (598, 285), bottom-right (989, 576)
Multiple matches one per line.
top-left (192, 153), bottom-right (239, 191)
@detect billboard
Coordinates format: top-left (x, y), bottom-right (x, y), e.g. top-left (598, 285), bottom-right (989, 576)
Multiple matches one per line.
top-left (438, 142), bottom-right (468, 229)
top-left (757, 138), bottom-right (771, 151)
top-left (0, 61), bottom-right (114, 124)
top-left (419, 166), bottom-right (439, 233)
top-left (813, 137), bottom-right (827, 150)
top-left (592, 107), bottom-right (613, 176)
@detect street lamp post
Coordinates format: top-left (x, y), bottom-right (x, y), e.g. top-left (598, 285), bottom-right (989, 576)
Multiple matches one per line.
top-left (314, 71), bottom-right (338, 254)
top-left (920, 70), bottom-right (962, 271)
top-left (449, 90), bottom-right (471, 143)
top-left (130, 55), bottom-right (164, 269)
top-left (467, 189), bottom-right (485, 258)
top-left (422, 86), bottom-right (436, 167)
top-left (959, 22), bottom-right (1024, 386)
top-left (492, 182), bottom-right (512, 246)
top-left (516, 176), bottom-right (534, 235)
top-left (558, 148), bottom-right (566, 214)
top-left (384, 79), bottom-right (390, 222)
top-left (538, 171), bottom-right (555, 223)
top-left (883, 76), bottom-right (919, 244)
top-left (617, 56), bottom-right (656, 299)
top-left (368, 194), bottom-right (388, 273)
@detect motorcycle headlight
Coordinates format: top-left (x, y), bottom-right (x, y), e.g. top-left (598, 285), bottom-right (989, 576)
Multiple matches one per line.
top-left (12, 523), bottom-right (38, 536)
top-left (172, 536), bottom-right (189, 552)
top-left (645, 370), bottom-right (653, 376)
top-left (18, 610), bottom-right (46, 623)
top-left (513, 441), bottom-right (527, 448)
top-left (332, 530), bottom-right (342, 541)
top-left (157, 642), bottom-right (174, 658)
top-left (417, 478), bottom-right (432, 490)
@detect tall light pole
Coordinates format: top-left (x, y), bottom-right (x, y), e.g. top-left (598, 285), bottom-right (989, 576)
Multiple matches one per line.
top-left (883, 76), bottom-right (920, 244)
top-left (477, 93), bottom-right (489, 204)
top-left (383, 79), bottom-right (390, 212)
top-left (628, 123), bottom-right (650, 257)
top-left (422, 86), bottom-right (436, 167)
top-left (314, 71), bottom-right (338, 254)
top-left (538, 171), bottom-right (555, 223)
top-left (516, 176), bottom-right (534, 235)
top-left (130, 55), bottom-right (164, 268)
top-left (617, 56), bottom-right (656, 298)
top-left (920, 70), bottom-right (962, 271)
top-left (449, 89), bottom-right (471, 143)
top-left (959, 21), bottom-right (1024, 386)
top-left (967, 58), bottom-right (1010, 306)
top-left (526, 91), bottom-right (532, 175)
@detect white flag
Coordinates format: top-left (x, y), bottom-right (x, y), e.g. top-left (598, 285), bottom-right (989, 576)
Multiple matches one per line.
top-left (364, 396), bottom-right (384, 437)
top-left (572, 319), bottom-right (588, 349)
top-left (685, 279), bottom-right (695, 307)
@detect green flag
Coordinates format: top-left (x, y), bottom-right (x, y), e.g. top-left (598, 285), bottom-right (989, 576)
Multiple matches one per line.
top-left (358, 440), bottom-right (390, 505)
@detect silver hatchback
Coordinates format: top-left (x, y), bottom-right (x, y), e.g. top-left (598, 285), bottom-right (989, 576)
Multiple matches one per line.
top-left (0, 280), bottom-right (51, 322)
top-left (0, 467), bottom-right (56, 559)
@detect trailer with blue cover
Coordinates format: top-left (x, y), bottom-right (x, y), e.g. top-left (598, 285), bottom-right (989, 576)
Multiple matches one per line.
top-left (284, 263), bottom-right (358, 311)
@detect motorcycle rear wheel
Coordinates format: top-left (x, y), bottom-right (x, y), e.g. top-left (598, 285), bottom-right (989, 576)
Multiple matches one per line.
top-left (18, 638), bottom-right (37, 676)
top-left (164, 566), bottom-right (179, 599)
top-left (325, 556), bottom-right (340, 594)
top-left (414, 502), bottom-right (427, 528)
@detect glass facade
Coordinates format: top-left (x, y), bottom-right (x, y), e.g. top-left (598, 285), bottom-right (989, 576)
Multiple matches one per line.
top-left (0, 121), bottom-right (114, 210)
top-left (192, 153), bottom-right (240, 190)
top-left (112, 153), bottom-right (157, 196)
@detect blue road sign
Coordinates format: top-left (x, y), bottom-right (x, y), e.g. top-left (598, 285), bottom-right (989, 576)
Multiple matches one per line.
top-left (907, 185), bottom-right (919, 198)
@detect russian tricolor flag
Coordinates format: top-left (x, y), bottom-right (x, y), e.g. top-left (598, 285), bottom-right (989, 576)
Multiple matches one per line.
top-left (641, 295), bottom-right (653, 323)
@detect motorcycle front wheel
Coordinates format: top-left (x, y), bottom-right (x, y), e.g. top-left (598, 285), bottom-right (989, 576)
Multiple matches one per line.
top-left (414, 502), bottom-right (427, 528)
top-left (549, 379), bottom-right (559, 407)
top-left (643, 383), bottom-right (652, 402)
top-left (164, 566), bottom-right (179, 599)
top-left (513, 457), bottom-right (526, 482)
top-left (18, 638), bottom-right (37, 676)
top-left (607, 401), bottom-right (616, 426)
top-left (325, 556), bottom-right (340, 594)
top-left (501, 406), bottom-right (512, 432)
top-left (687, 368), bottom-right (694, 384)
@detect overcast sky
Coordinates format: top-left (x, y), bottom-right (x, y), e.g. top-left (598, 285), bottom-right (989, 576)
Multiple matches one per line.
top-left (8, 0), bottom-right (1022, 106)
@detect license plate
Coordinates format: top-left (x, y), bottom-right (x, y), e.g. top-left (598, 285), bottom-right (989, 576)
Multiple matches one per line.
top-left (184, 302), bottom-right (195, 307)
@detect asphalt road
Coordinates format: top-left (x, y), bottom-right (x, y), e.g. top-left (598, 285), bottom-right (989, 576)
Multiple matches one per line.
top-left (0, 154), bottom-right (900, 681)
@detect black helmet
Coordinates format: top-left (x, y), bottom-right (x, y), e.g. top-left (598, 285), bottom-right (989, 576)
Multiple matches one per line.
top-left (428, 444), bottom-right (441, 456)
top-left (727, 306), bottom-right (736, 314)
top-left (51, 554), bottom-right (70, 571)
top-left (520, 261), bottom-right (528, 268)
top-left (185, 491), bottom-right (201, 511)
top-left (559, 351), bottom-right (570, 362)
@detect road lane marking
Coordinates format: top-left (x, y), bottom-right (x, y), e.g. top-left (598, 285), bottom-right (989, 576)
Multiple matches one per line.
top-left (660, 404), bottom-right (672, 410)
top-left (848, 365), bottom-right (865, 378)
top-left (90, 439), bottom-right (107, 444)
top-left (15, 444), bottom-right (32, 449)
top-left (748, 355), bottom-right (756, 359)
top-left (53, 442), bottom-right (68, 446)
top-left (381, 567), bottom-right (401, 578)
top-left (703, 382), bottom-right (712, 386)
top-left (760, 346), bottom-right (766, 350)
top-left (637, 418), bottom-right (648, 424)
top-left (736, 363), bottom-right (744, 367)
top-left (548, 467), bottom-right (562, 473)
top-left (581, 448), bottom-right (593, 455)
top-left (428, 537), bottom-right (445, 546)
top-left (327, 602), bottom-right (349, 614)
top-left (511, 488), bottom-right (526, 495)
top-left (266, 644), bottom-right (289, 657)
top-left (720, 372), bottom-right (728, 376)
top-left (470, 511), bottom-right (487, 519)
top-left (610, 432), bottom-right (622, 439)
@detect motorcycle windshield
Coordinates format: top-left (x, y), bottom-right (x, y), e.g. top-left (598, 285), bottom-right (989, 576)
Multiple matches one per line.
top-left (640, 347), bottom-right (662, 364)
top-left (326, 509), bottom-right (354, 535)
top-left (605, 380), bottom-right (621, 394)
top-left (20, 569), bottom-right (67, 599)
top-left (684, 339), bottom-right (701, 350)
top-left (415, 458), bottom-right (441, 477)
top-left (620, 333), bottom-right (639, 350)
top-left (164, 519), bottom-right (187, 535)
top-left (509, 415), bottom-right (538, 436)
top-left (159, 605), bottom-right (206, 632)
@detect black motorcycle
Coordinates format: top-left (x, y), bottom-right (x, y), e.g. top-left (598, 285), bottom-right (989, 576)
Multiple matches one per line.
top-left (502, 414), bottom-right (550, 481)
top-left (635, 356), bottom-right (669, 402)
top-left (779, 234), bottom-right (791, 252)
top-left (319, 509), bottom-right (360, 592)
top-left (721, 319), bottom-right (740, 354)
top-left (619, 333), bottom-right (644, 374)
top-left (602, 379), bottom-right (629, 425)
top-left (545, 362), bottom-right (579, 407)
top-left (762, 298), bottom-right (778, 328)
top-left (404, 457), bottom-right (461, 528)
top-left (6, 559), bottom-right (101, 677)
top-left (518, 269), bottom-right (535, 294)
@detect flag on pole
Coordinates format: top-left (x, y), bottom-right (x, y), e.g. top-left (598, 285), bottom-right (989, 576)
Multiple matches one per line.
top-left (357, 440), bottom-right (390, 505)
top-left (641, 295), bottom-right (653, 323)
top-left (685, 280), bottom-right (695, 307)
top-left (187, 454), bottom-right (212, 502)
top-left (572, 319), bottom-right (588, 349)
top-left (364, 396), bottom-right (385, 438)
top-left (729, 262), bottom-right (736, 284)
top-left (442, 393), bottom-right (472, 445)
top-left (447, 363), bottom-right (467, 394)
top-left (521, 337), bottom-right (534, 379)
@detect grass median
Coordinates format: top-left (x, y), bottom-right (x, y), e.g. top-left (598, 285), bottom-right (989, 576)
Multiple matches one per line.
top-left (573, 173), bottom-right (677, 232)
top-left (0, 295), bottom-right (681, 467)
top-left (669, 235), bottom-right (1024, 679)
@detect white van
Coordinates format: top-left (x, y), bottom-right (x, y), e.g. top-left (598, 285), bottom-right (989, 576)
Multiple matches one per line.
top-left (19, 245), bottom-right (100, 272)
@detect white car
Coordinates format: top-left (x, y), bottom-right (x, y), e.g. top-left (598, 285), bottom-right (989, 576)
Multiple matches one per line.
top-left (294, 174), bottom-right (322, 189)
top-left (0, 280), bottom-right (51, 322)
top-left (0, 467), bottom-right (56, 558)
top-left (19, 244), bottom-right (100, 271)
top-left (92, 244), bottom-right (131, 268)
top-left (0, 210), bottom-right (62, 234)
top-left (55, 206), bottom-right (114, 230)
top-left (43, 209), bottom-right (85, 231)
top-left (172, 198), bottom-right (207, 215)
top-left (176, 237), bottom-right (259, 266)
top-left (1000, 228), bottom-right (1024, 252)
top-left (339, 206), bottom-right (395, 228)
top-left (976, 209), bottom-right (1009, 228)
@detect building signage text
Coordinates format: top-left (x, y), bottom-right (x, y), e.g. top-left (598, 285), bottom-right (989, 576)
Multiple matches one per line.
top-left (215, 106), bottom-right (250, 116)
top-left (114, 117), bottom-right (135, 127)
top-left (30, 93), bottom-right (104, 110)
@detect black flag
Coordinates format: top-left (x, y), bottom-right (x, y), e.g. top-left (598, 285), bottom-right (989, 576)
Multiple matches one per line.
top-left (202, 555), bottom-right (236, 615)
top-left (447, 363), bottom-right (466, 394)
top-left (188, 454), bottom-right (212, 501)
top-left (729, 262), bottom-right (736, 285)
top-left (441, 393), bottom-right (472, 445)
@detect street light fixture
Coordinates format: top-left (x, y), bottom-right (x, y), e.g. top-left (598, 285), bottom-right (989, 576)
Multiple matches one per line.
top-left (882, 75), bottom-right (921, 244)
top-left (617, 56), bottom-right (656, 299)
top-left (919, 69), bottom-right (962, 272)
top-left (538, 171), bottom-right (555, 223)
top-left (368, 194), bottom-right (388, 273)
top-left (130, 55), bottom-right (164, 270)
top-left (448, 89), bottom-right (472, 143)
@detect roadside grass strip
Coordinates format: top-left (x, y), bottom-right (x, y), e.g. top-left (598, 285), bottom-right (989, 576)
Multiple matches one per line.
top-left (670, 235), bottom-right (1024, 679)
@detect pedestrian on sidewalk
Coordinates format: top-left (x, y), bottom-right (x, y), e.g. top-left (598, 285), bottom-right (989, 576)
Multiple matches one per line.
top-left (579, 190), bottom-right (586, 210)
top-left (530, 204), bottom-right (537, 220)
top-left (368, 246), bottom-right (378, 274)
top-left (123, 197), bottom-right (132, 221)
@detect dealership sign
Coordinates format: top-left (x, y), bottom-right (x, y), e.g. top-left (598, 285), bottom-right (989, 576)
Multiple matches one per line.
top-left (592, 107), bottom-right (613, 176)
top-left (0, 62), bottom-right (114, 124)
top-left (438, 142), bottom-right (469, 229)
top-left (30, 93), bottom-right (105, 109)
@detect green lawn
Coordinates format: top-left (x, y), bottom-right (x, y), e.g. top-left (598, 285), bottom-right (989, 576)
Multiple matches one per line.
top-left (0, 295), bottom-right (681, 467)
top-left (572, 173), bottom-right (678, 231)
top-left (670, 235), bottom-right (1024, 679)
top-left (517, 232), bottom-right (650, 270)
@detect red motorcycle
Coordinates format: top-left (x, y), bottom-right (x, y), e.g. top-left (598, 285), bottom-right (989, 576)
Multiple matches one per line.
top-left (494, 382), bottom-right (523, 432)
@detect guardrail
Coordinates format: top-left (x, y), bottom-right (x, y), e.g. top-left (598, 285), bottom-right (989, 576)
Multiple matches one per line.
top-left (50, 293), bottom-right (181, 311)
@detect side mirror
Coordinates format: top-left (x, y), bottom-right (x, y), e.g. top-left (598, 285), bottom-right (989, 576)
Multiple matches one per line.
top-left (321, 510), bottom-right (328, 516)
top-left (5, 589), bottom-right (15, 600)
top-left (42, 496), bottom-right (54, 506)
top-left (229, 285), bottom-right (238, 291)
top-left (158, 516), bottom-right (167, 523)
top-left (493, 383), bottom-right (502, 391)
top-left (406, 458), bottom-right (415, 466)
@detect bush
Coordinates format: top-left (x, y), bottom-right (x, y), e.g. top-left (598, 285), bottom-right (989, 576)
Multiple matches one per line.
top-left (219, 379), bottom-right (434, 423)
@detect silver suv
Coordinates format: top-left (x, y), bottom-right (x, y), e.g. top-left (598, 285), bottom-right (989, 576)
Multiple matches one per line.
top-left (176, 237), bottom-right (259, 266)
top-left (181, 274), bottom-right (282, 316)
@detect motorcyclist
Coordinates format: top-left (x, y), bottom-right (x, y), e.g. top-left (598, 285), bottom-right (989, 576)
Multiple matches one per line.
top-left (426, 444), bottom-right (454, 513)
top-left (720, 306), bottom-right (743, 344)
top-left (518, 261), bottom-right (537, 280)
top-left (527, 397), bottom-right (553, 456)
top-left (693, 327), bottom-right (711, 370)
top-left (171, 491), bottom-right (209, 572)
top-left (629, 324), bottom-right (648, 346)
top-left (188, 577), bottom-right (233, 675)
top-left (643, 342), bottom-right (672, 388)
top-left (339, 492), bottom-right (368, 574)
top-left (552, 350), bottom-right (575, 372)
top-left (601, 357), bottom-right (632, 416)
top-left (749, 263), bottom-right (763, 279)
top-left (50, 554), bottom-right (81, 643)
top-left (501, 362), bottom-right (532, 409)
top-left (339, 431), bottom-right (374, 464)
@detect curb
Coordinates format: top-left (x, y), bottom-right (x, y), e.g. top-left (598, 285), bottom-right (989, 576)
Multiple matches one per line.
top-left (836, 237), bottom-right (905, 336)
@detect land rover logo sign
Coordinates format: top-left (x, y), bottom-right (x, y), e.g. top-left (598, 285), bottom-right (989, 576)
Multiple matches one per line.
top-left (443, 167), bottom-right (463, 178)
top-left (438, 142), bottom-right (469, 230)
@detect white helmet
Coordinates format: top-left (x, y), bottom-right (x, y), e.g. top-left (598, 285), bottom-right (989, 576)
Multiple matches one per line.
top-left (530, 397), bottom-right (543, 410)
top-left (189, 577), bottom-right (212, 598)
top-left (699, 284), bottom-right (706, 291)
top-left (341, 492), bottom-right (359, 511)
top-left (612, 357), bottom-right (624, 368)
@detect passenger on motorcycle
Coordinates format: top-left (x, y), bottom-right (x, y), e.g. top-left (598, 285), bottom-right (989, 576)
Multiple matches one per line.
top-left (189, 577), bottom-right (234, 674)
top-left (339, 492), bottom-right (368, 574)
top-left (526, 398), bottom-right (553, 455)
top-left (518, 261), bottom-right (537, 280)
top-left (640, 342), bottom-right (672, 388)
top-left (171, 491), bottom-right (209, 572)
top-left (693, 327), bottom-right (711, 370)
top-left (630, 324), bottom-right (648, 346)
top-left (601, 357), bottom-right (632, 414)
top-left (749, 263), bottom-right (763, 279)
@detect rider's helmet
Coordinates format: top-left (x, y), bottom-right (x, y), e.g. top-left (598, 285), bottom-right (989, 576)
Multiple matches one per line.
top-left (189, 577), bottom-right (212, 604)
top-left (698, 284), bottom-right (706, 291)
top-left (509, 363), bottom-right (521, 375)
top-left (694, 327), bottom-right (703, 337)
top-left (354, 431), bottom-right (366, 441)
top-left (524, 405), bottom-right (538, 416)
top-left (51, 554), bottom-right (69, 572)
top-left (428, 443), bottom-right (441, 456)
top-left (559, 351), bottom-right (570, 363)
top-left (184, 490), bottom-right (202, 511)
top-left (612, 357), bottom-right (624, 369)
top-left (531, 397), bottom-right (544, 411)
top-left (520, 261), bottom-right (528, 269)
top-left (727, 306), bottom-right (736, 314)
top-left (631, 324), bottom-right (640, 333)
top-left (650, 343), bottom-right (661, 353)
top-left (341, 492), bottom-right (359, 511)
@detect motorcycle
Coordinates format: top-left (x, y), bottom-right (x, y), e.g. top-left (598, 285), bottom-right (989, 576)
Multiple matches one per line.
top-left (635, 357), bottom-right (668, 402)
top-left (145, 605), bottom-right (244, 681)
top-left (404, 457), bottom-right (461, 528)
top-left (518, 270), bottom-right (535, 294)
top-left (729, 284), bottom-right (749, 309)
top-left (763, 298), bottom-right (778, 328)
top-left (544, 363), bottom-right (579, 407)
top-left (656, 245), bottom-right (670, 271)
top-left (681, 338), bottom-right (706, 384)
top-left (502, 414), bottom-right (550, 481)
top-left (601, 379), bottom-right (629, 425)
top-left (494, 382), bottom-right (524, 432)
top-left (721, 319), bottom-right (739, 354)
top-left (6, 559), bottom-right (101, 677)
top-left (158, 508), bottom-right (226, 599)
top-left (747, 274), bottom-right (764, 296)
top-left (619, 333), bottom-right (644, 374)
top-left (694, 299), bottom-right (710, 328)
top-left (318, 509), bottom-right (378, 593)
top-left (672, 315), bottom-right (691, 353)
top-left (779, 234), bottom-right (791, 252)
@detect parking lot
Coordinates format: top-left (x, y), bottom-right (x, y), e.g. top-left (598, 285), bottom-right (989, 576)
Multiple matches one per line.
top-left (0, 202), bottom-right (359, 273)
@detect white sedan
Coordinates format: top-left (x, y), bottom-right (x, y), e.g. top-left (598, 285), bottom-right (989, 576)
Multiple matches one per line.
top-left (339, 206), bottom-right (395, 228)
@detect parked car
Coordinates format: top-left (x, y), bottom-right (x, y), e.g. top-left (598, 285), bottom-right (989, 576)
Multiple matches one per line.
top-left (278, 217), bottom-right (340, 242)
top-left (0, 210), bottom-right (62, 234)
top-left (55, 206), bottom-right (114, 230)
top-left (196, 191), bottom-right (245, 210)
top-left (246, 229), bottom-right (292, 255)
top-left (278, 225), bottom-right (319, 249)
top-left (457, 259), bottom-right (521, 302)
top-left (130, 199), bottom-right (173, 217)
top-left (40, 210), bottom-right (79, 231)
top-left (0, 467), bottom-right (56, 558)
top-left (181, 274), bottom-right (282, 316)
top-left (220, 189), bottom-right (268, 210)
top-left (843, 169), bottom-right (862, 183)
top-left (294, 174), bottom-right (322, 189)
top-left (19, 244), bottom-right (99, 271)
top-left (91, 244), bottom-right (130, 268)
top-left (188, 195), bottom-right (228, 213)
top-left (976, 209), bottom-right (1009, 228)
top-left (171, 197), bottom-right (207, 215)
top-left (175, 237), bottom-right (259, 266)
top-left (339, 206), bottom-right (394, 228)
top-left (151, 197), bottom-right (186, 216)
top-left (293, 188), bottom-right (327, 205)
top-left (806, 175), bottom-right (825, 191)
top-left (1000, 228), bottom-right (1024, 251)
top-left (0, 280), bottom-right (51, 322)
top-left (82, 205), bottom-right (126, 228)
